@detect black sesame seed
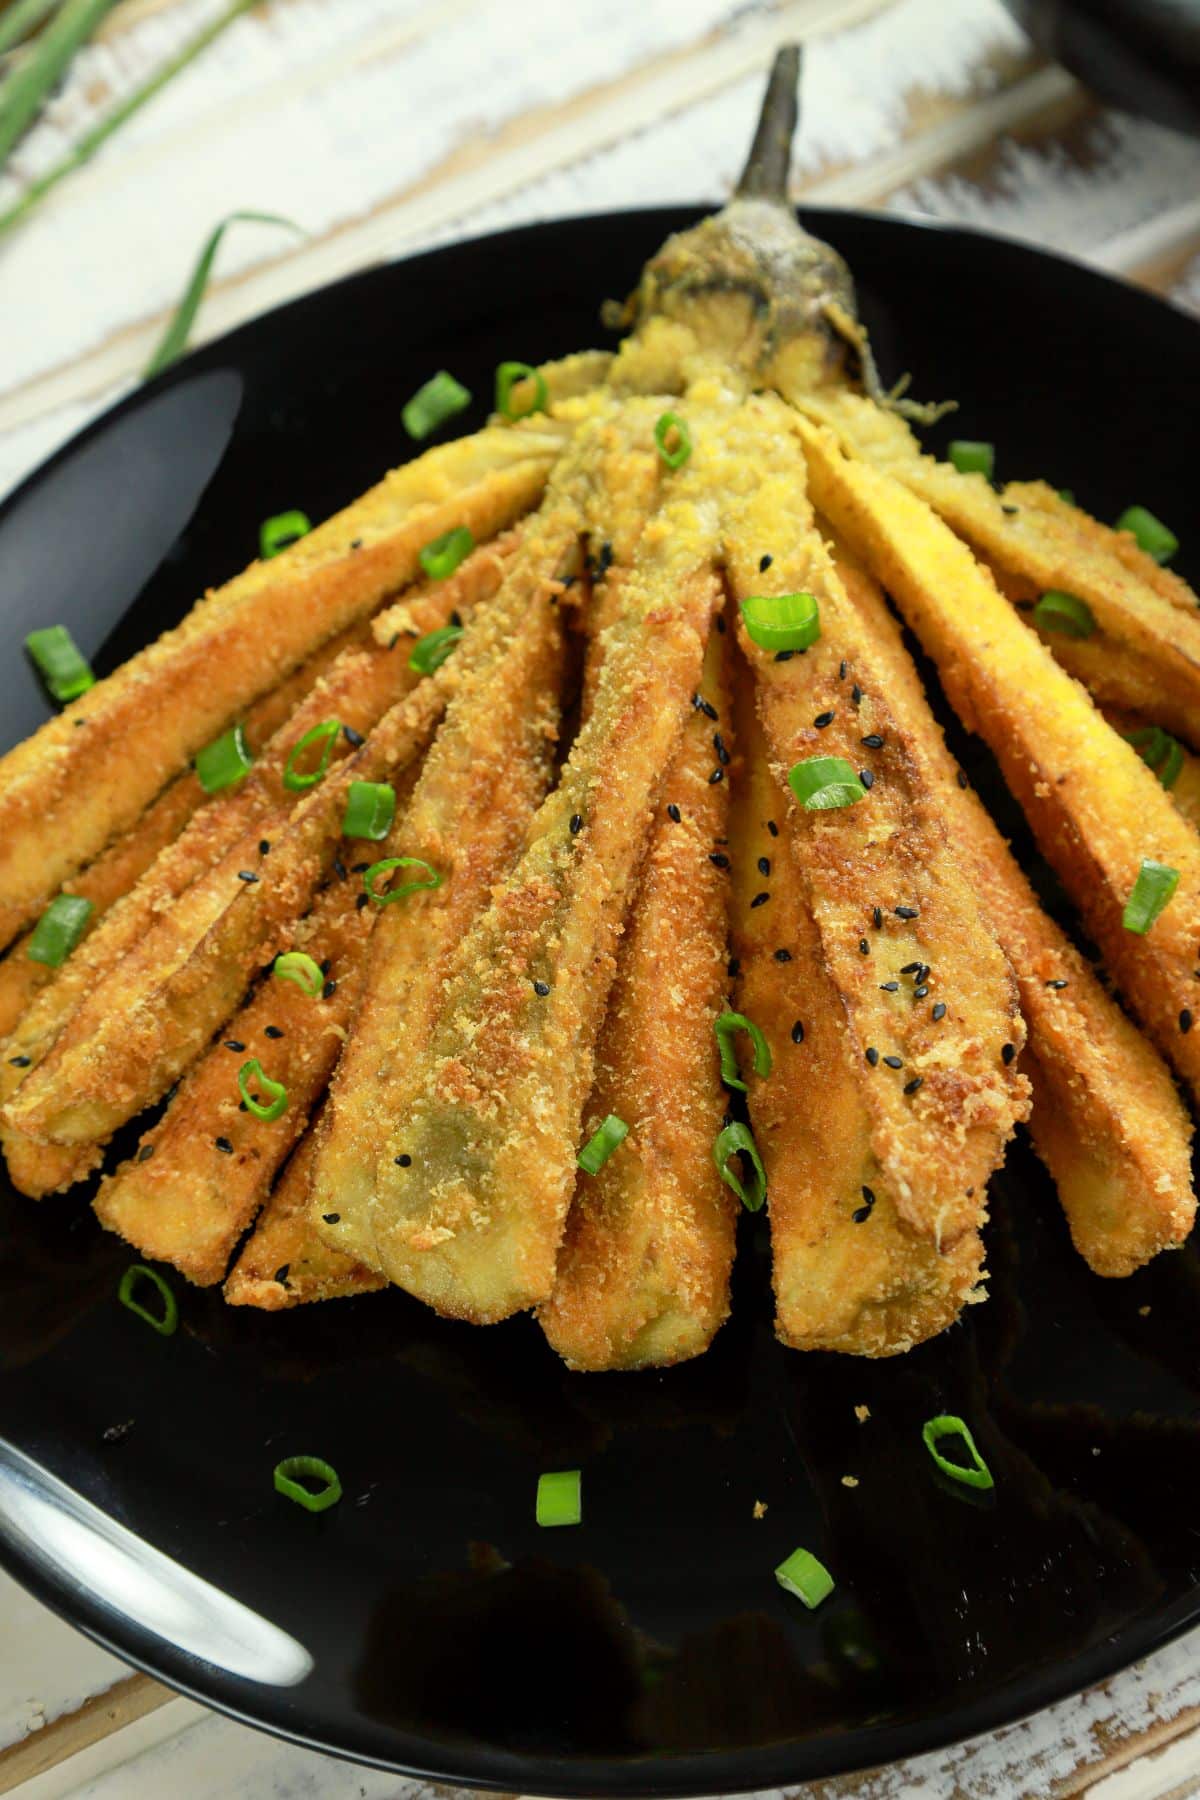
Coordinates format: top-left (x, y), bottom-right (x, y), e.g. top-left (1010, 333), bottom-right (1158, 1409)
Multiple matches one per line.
top-left (774, 948), bottom-right (792, 963)
top-left (137, 1144), bottom-right (155, 1163)
top-left (814, 710), bottom-right (835, 729)
top-left (333, 858), bottom-right (348, 881)
top-left (915, 964), bottom-right (930, 983)
top-left (215, 1136), bottom-right (233, 1154)
top-left (319, 959), bottom-right (332, 975)
top-left (903, 1075), bottom-right (924, 1095)
top-left (932, 1002), bottom-right (947, 1021)
top-left (757, 856), bottom-right (771, 876)
top-left (1046, 978), bottom-right (1068, 989)
top-left (322, 1212), bottom-right (340, 1224)
top-left (597, 541), bottom-right (614, 577)
top-left (714, 732), bottom-right (730, 765)
top-left (569, 813), bottom-right (583, 835)
top-left (728, 956), bottom-right (741, 978)
top-left (860, 769), bottom-right (875, 789)
top-left (862, 734), bottom-right (885, 751)
top-left (1182, 1008), bottom-right (1194, 1034)
top-left (274, 1265), bottom-right (291, 1286)
top-left (865, 1047), bottom-right (880, 1066)
top-left (1001, 1042), bottom-right (1016, 1065)
top-left (715, 615), bottom-right (726, 634)
top-left (759, 554), bottom-right (773, 571)
top-left (767, 820), bottom-right (779, 837)
top-left (852, 684), bottom-right (863, 706)
top-left (883, 1054), bottom-right (903, 1069)
top-left (224, 1039), bottom-right (245, 1053)
top-left (343, 724), bottom-right (365, 748)
top-left (859, 938), bottom-right (870, 955)
top-left (350, 537), bottom-right (363, 550)
top-left (879, 981), bottom-right (900, 992)
top-left (8, 1054), bottom-right (30, 1068)
top-left (900, 962), bottom-right (920, 974)
top-left (791, 1020), bottom-right (805, 1044)
top-left (873, 906), bottom-right (883, 929)
top-left (237, 869), bottom-right (259, 883)
top-left (693, 694), bottom-right (718, 721)
top-left (351, 862), bottom-right (369, 873)
top-left (913, 985), bottom-right (929, 1000)
top-left (708, 768), bottom-right (724, 784)
top-left (323, 979), bottom-right (337, 999)
top-left (259, 839), bottom-right (271, 856)
top-left (839, 660), bottom-right (848, 680)
top-left (775, 649), bottom-right (794, 663)
top-left (1001, 503), bottom-right (1020, 516)
top-left (396, 1153), bottom-right (412, 1167)
top-left (956, 769), bottom-right (969, 789)
top-left (750, 892), bottom-right (769, 909)
top-left (356, 892), bottom-right (370, 909)
top-left (895, 906), bottom-right (919, 920)
top-left (709, 853), bottom-right (730, 869)
top-left (264, 1025), bottom-right (284, 1039)
top-left (533, 979), bottom-right (550, 996)
top-left (861, 1184), bottom-right (876, 1205)
top-left (852, 1203), bottom-right (873, 1224)
top-left (667, 803), bottom-right (682, 823)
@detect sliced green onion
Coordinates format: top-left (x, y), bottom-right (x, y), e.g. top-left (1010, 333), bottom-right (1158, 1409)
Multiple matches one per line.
top-left (260, 509), bottom-right (311, 559)
top-left (273, 1455), bottom-right (342, 1513)
top-left (238, 1059), bottom-right (288, 1122)
top-left (1125, 726), bottom-right (1184, 790)
top-left (273, 950), bottom-right (323, 997)
top-left (282, 718), bottom-right (339, 791)
top-left (1058, 488), bottom-right (1076, 506)
top-left (1122, 858), bottom-right (1179, 935)
top-left (408, 624), bottom-right (463, 675)
top-left (25, 625), bottom-right (94, 703)
top-left (713, 1121), bottom-right (767, 1212)
top-left (921, 1414), bottom-right (994, 1491)
top-left (740, 591), bottom-right (820, 652)
top-left (144, 212), bottom-right (302, 379)
top-left (1032, 590), bottom-right (1095, 639)
top-left (419, 526), bottom-right (474, 581)
top-left (402, 369), bottom-right (472, 440)
top-left (536, 1469), bottom-right (581, 1528)
top-left (342, 780), bottom-right (395, 842)
top-left (948, 439), bottom-right (994, 480)
top-left (1117, 504), bottom-right (1178, 565)
top-left (715, 1011), bottom-right (772, 1093)
top-left (27, 893), bottom-right (93, 967)
top-left (495, 360), bottom-right (547, 420)
top-left (117, 1263), bottom-right (178, 1337)
top-left (654, 411), bottom-right (692, 470)
top-left (195, 723), bottom-right (253, 794)
top-left (788, 756), bottom-right (867, 812)
top-left (774, 1546), bottom-right (835, 1610)
top-left (577, 1113), bottom-right (628, 1175)
top-left (363, 856), bottom-right (442, 906)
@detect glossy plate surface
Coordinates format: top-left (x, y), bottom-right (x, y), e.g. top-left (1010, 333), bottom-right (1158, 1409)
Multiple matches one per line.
top-left (0, 211), bottom-right (1198, 1796)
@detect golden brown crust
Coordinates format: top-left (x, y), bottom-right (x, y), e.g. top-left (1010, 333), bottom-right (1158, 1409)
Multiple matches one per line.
top-left (224, 1127), bottom-right (385, 1310)
top-left (831, 537), bottom-right (1196, 1276)
top-left (728, 661), bottom-right (985, 1353)
top-left (723, 397), bottom-right (1027, 1247)
top-left (0, 431), bottom-right (560, 948)
top-left (797, 415), bottom-right (1200, 1112)
top-left (539, 618), bottom-right (736, 1371)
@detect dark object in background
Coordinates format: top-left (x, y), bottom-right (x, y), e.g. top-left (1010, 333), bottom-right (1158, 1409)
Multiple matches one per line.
top-left (999, 0), bottom-right (1200, 136)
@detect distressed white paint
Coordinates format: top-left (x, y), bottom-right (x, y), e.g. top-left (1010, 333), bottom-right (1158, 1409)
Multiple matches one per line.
top-left (0, 1573), bottom-right (127, 1752)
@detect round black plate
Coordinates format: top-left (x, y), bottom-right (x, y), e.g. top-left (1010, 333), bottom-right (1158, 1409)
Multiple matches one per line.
top-left (1, 210), bottom-right (1199, 1797)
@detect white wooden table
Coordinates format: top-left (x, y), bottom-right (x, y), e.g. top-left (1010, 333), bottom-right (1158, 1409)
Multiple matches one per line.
top-left (2, 0), bottom-right (1200, 1793)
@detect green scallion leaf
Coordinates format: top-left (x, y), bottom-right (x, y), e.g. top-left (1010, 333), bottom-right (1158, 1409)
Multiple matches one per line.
top-left (1122, 858), bottom-right (1179, 935)
top-left (774, 1545), bottom-right (835, 1609)
top-left (0, 0), bottom-right (116, 171)
top-left (577, 1113), bottom-right (628, 1176)
top-left (1057, 488), bottom-right (1076, 506)
top-left (117, 1263), bottom-right (178, 1337)
top-left (402, 369), bottom-right (472, 440)
top-left (363, 856), bottom-right (442, 906)
top-left (1125, 726), bottom-right (1184, 790)
top-left (948, 440), bottom-right (994, 480)
top-left (495, 360), bottom-right (547, 421)
top-left (342, 779), bottom-right (395, 842)
top-left (408, 624), bottom-right (463, 675)
top-left (25, 624), bottom-right (94, 703)
top-left (238, 1058), bottom-right (288, 1123)
top-left (195, 723), bottom-right (253, 794)
top-left (0, 0), bottom-right (62, 59)
top-left (536, 1469), bottom-right (581, 1528)
top-left (712, 1120), bottom-right (767, 1212)
top-left (27, 893), bottom-right (93, 967)
top-left (921, 1414), bottom-right (994, 1491)
top-left (714, 1011), bottom-right (772, 1093)
top-left (282, 718), bottom-right (339, 791)
top-left (1032, 590), bottom-right (1095, 639)
top-left (740, 591), bottom-right (820, 652)
top-left (654, 411), bottom-right (692, 470)
top-left (419, 526), bottom-right (473, 582)
top-left (273, 1455), bottom-right (342, 1513)
top-left (273, 950), bottom-right (323, 998)
top-left (144, 211), bottom-right (303, 380)
top-left (1117, 504), bottom-right (1178, 565)
top-left (260, 508), bottom-right (312, 560)
top-left (788, 756), bottom-right (867, 812)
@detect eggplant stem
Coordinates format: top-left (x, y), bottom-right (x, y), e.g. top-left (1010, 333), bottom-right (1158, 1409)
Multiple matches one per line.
top-left (735, 43), bottom-right (801, 202)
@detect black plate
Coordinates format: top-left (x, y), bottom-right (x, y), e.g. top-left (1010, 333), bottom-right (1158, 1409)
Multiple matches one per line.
top-left (1, 210), bottom-right (1199, 1797)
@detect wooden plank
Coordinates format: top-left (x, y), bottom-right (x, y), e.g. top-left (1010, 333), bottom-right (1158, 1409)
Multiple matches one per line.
top-left (0, 1674), bottom-right (172, 1795)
